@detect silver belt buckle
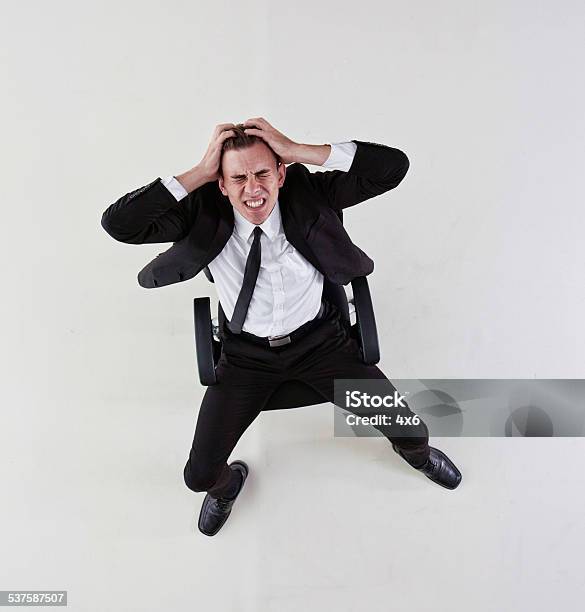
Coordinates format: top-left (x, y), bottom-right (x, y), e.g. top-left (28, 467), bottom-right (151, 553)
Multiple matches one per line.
top-left (268, 335), bottom-right (292, 348)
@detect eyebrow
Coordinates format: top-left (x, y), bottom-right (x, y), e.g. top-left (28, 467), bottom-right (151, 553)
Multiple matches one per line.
top-left (229, 168), bottom-right (272, 179)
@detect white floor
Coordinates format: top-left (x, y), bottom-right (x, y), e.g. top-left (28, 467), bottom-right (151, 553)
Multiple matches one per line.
top-left (4, 0), bottom-right (585, 604)
top-left (3, 395), bottom-right (585, 612)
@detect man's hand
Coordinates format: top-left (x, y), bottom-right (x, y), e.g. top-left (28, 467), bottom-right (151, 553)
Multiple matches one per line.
top-left (198, 123), bottom-right (238, 180)
top-left (175, 123), bottom-right (236, 193)
top-left (242, 117), bottom-right (300, 164)
top-left (243, 117), bottom-right (331, 166)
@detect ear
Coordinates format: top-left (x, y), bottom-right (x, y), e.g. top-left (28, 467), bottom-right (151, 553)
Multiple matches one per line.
top-left (277, 162), bottom-right (286, 188)
top-left (218, 175), bottom-right (227, 196)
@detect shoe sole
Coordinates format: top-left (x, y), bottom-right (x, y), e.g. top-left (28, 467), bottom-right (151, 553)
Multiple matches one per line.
top-left (197, 460), bottom-right (249, 536)
top-left (229, 460), bottom-right (249, 481)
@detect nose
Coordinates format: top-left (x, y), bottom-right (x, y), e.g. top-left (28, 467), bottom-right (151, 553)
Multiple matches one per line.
top-left (244, 174), bottom-right (261, 196)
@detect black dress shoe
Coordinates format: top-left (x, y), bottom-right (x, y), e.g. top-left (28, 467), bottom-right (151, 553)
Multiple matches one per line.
top-left (198, 461), bottom-right (249, 537)
top-left (392, 444), bottom-right (462, 490)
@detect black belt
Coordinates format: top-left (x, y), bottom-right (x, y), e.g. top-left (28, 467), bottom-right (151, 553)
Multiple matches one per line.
top-left (234, 302), bottom-right (326, 348)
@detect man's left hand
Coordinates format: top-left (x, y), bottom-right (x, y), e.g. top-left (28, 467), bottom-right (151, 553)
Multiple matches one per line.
top-left (242, 117), bottom-right (299, 164)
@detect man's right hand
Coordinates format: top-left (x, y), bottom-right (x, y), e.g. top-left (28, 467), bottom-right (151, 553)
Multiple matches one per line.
top-left (197, 123), bottom-right (237, 181)
top-left (176, 123), bottom-right (236, 193)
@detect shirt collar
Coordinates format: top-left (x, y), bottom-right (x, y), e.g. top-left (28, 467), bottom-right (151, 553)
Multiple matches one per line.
top-left (233, 199), bottom-right (282, 242)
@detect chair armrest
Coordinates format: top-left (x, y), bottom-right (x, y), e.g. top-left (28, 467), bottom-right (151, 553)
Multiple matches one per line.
top-left (193, 297), bottom-right (218, 386)
top-left (350, 276), bottom-right (380, 365)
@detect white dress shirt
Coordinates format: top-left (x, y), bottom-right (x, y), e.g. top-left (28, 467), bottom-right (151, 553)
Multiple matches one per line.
top-left (161, 141), bottom-right (357, 337)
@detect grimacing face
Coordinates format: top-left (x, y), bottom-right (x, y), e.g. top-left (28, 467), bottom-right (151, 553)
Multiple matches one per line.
top-left (218, 141), bottom-right (286, 225)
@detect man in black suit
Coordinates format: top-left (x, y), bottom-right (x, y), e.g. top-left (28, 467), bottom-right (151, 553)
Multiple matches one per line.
top-left (101, 118), bottom-right (462, 537)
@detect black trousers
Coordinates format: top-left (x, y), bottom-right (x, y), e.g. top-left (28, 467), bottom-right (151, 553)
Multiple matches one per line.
top-left (183, 300), bottom-right (430, 497)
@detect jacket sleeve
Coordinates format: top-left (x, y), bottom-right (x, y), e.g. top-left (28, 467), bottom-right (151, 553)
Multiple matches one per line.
top-left (304, 140), bottom-right (410, 211)
top-left (100, 177), bottom-right (193, 244)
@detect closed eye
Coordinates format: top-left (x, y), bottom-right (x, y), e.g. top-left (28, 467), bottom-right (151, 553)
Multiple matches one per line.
top-left (231, 170), bottom-right (271, 181)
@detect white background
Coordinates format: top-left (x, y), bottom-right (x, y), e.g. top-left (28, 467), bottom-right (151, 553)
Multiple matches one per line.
top-left (1, 1), bottom-right (584, 610)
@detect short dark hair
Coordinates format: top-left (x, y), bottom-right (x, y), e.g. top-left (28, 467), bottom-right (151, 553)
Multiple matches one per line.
top-left (220, 124), bottom-right (282, 176)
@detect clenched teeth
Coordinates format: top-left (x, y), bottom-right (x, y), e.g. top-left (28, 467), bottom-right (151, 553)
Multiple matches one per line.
top-left (245, 198), bottom-right (265, 208)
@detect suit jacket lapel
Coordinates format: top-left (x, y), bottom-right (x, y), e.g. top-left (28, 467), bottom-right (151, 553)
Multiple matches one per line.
top-left (278, 187), bottom-right (322, 272)
top-left (207, 191), bottom-right (235, 262)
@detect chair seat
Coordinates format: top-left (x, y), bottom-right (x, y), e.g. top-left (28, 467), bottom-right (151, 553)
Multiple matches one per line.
top-left (262, 379), bottom-right (327, 411)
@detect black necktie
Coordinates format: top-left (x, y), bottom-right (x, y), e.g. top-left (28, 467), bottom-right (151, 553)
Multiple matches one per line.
top-left (227, 226), bottom-right (263, 334)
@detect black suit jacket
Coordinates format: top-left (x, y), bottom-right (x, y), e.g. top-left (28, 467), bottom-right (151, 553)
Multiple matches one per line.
top-left (101, 140), bottom-right (409, 288)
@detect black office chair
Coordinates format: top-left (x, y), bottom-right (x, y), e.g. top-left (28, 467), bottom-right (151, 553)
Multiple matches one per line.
top-left (193, 211), bottom-right (380, 411)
